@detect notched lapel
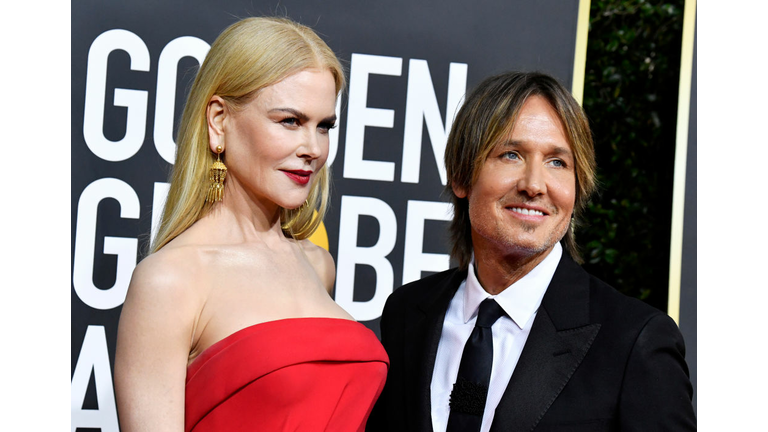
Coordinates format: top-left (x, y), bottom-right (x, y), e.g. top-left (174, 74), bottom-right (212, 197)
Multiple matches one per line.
top-left (491, 309), bottom-right (600, 432)
top-left (491, 254), bottom-right (600, 432)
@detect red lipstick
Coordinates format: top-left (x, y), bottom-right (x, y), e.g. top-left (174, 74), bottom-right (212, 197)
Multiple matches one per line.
top-left (283, 169), bottom-right (312, 185)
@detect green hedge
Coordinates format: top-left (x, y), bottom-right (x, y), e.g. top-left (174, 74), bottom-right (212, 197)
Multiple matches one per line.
top-left (580, 0), bottom-right (684, 312)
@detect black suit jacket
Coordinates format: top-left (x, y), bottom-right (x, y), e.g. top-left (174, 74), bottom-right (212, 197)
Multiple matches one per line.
top-left (368, 253), bottom-right (696, 431)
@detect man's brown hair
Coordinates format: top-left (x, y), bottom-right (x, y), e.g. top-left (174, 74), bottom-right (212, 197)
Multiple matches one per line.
top-left (445, 71), bottom-right (597, 268)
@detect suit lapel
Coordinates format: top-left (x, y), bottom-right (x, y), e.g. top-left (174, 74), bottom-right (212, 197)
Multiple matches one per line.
top-left (491, 255), bottom-right (601, 432)
top-left (403, 269), bottom-right (466, 432)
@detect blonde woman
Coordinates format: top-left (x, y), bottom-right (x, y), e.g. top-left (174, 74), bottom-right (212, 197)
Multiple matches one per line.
top-left (114, 17), bottom-right (388, 432)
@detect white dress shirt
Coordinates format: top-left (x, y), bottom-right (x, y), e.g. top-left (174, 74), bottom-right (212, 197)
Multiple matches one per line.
top-left (430, 243), bottom-right (562, 432)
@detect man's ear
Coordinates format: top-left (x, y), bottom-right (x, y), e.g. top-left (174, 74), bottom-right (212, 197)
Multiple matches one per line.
top-left (452, 182), bottom-right (468, 199)
top-left (207, 96), bottom-right (228, 152)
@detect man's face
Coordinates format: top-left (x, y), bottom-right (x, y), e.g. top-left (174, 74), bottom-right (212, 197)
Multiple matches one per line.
top-left (454, 95), bottom-right (576, 260)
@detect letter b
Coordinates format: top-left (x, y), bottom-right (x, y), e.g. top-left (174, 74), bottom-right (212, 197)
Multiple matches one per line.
top-left (335, 196), bottom-right (397, 321)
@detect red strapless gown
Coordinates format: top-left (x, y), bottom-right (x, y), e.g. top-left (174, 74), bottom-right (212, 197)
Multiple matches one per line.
top-left (185, 318), bottom-right (389, 431)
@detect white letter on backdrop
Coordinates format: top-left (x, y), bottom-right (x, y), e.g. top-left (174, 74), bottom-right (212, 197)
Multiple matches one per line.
top-left (150, 182), bottom-right (170, 244)
top-left (71, 325), bottom-right (119, 432)
top-left (402, 200), bottom-right (453, 285)
top-left (83, 29), bottom-right (150, 162)
top-left (401, 60), bottom-right (467, 185)
top-left (335, 196), bottom-right (397, 321)
top-left (154, 36), bottom-right (210, 164)
top-left (73, 178), bottom-right (139, 310)
top-left (327, 93), bottom-right (343, 167)
top-left (344, 53), bottom-right (402, 181)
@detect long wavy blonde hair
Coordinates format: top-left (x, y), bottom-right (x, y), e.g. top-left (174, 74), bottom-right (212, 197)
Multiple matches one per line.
top-left (151, 17), bottom-right (345, 254)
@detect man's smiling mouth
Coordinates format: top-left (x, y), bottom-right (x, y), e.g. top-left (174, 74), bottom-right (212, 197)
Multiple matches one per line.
top-left (507, 207), bottom-right (545, 216)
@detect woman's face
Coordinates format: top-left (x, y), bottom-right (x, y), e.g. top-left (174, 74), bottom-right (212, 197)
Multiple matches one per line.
top-left (216, 69), bottom-right (338, 211)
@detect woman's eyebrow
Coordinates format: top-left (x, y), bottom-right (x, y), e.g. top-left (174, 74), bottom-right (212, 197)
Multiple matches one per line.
top-left (269, 107), bottom-right (309, 121)
top-left (269, 108), bottom-right (337, 124)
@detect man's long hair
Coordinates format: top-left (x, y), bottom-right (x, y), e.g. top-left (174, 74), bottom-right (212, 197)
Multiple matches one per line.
top-left (445, 71), bottom-right (597, 268)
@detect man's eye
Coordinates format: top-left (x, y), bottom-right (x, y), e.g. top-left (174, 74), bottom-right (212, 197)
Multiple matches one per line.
top-left (503, 151), bottom-right (520, 160)
top-left (549, 159), bottom-right (566, 168)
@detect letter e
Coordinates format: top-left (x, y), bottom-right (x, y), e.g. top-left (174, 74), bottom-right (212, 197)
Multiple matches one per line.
top-left (402, 200), bottom-right (452, 284)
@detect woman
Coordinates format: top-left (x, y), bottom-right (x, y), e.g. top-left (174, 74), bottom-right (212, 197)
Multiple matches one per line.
top-left (114, 17), bottom-right (388, 432)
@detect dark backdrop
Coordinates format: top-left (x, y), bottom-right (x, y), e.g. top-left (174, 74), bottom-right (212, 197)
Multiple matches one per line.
top-left (71, 1), bottom-right (695, 429)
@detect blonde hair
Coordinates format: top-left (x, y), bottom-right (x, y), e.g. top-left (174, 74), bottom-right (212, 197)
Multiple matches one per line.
top-left (151, 17), bottom-right (345, 253)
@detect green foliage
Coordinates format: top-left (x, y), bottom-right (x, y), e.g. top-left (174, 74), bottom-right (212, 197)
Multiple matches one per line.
top-left (580, 0), bottom-right (683, 311)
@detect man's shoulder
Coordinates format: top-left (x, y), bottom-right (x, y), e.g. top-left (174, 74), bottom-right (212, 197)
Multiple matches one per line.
top-left (584, 271), bottom-right (669, 326)
top-left (386, 267), bottom-right (464, 307)
top-left (401, 267), bottom-right (463, 289)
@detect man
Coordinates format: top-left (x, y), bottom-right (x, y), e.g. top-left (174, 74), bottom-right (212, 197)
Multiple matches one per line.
top-left (368, 72), bottom-right (695, 431)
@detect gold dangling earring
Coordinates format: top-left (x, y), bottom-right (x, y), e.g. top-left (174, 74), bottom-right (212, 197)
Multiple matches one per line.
top-left (206, 145), bottom-right (227, 203)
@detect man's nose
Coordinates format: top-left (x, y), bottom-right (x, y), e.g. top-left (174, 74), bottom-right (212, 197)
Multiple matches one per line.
top-left (517, 163), bottom-right (546, 197)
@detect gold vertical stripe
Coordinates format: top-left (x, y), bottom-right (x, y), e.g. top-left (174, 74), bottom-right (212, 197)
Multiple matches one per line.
top-left (668, 0), bottom-right (697, 324)
top-left (571, 0), bottom-right (591, 104)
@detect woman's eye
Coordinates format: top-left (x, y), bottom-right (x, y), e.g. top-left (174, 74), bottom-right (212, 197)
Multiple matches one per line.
top-left (281, 118), bottom-right (299, 127)
top-left (318, 122), bottom-right (337, 134)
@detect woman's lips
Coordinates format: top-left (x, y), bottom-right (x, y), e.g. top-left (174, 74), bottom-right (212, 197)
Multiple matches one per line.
top-left (282, 170), bottom-right (312, 185)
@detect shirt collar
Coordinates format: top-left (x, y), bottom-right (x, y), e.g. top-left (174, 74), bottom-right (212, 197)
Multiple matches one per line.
top-left (463, 242), bottom-right (563, 329)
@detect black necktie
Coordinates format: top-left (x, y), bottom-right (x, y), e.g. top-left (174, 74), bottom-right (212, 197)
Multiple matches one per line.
top-left (446, 298), bottom-right (506, 432)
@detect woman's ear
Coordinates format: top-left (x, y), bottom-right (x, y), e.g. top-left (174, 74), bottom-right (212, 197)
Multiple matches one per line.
top-left (207, 96), bottom-right (228, 152)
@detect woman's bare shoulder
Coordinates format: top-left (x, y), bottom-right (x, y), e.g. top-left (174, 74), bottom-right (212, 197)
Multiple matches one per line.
top-left (299, 240), bottom-right (336, 294)
top-left (126, 244), bottom-right (211, 309)
top-left (115, 245), bottom-right (206, 431)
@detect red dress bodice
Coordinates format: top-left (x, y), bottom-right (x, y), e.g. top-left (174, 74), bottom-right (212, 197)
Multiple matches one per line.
top-left (185, 318), bottom-right (389, 431)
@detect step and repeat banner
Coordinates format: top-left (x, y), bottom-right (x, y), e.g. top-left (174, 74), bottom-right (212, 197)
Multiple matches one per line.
top-left (678, 13), bottom-right (697, 410)
top-left (72, 1), bottom-right (585, 429)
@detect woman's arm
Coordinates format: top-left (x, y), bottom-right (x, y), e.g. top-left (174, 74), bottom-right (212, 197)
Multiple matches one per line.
top-left (114, 255), bottom-right (201, 432)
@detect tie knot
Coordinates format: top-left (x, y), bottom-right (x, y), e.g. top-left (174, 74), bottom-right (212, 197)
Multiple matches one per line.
top-left (475, 298), bottom-right (505, 328)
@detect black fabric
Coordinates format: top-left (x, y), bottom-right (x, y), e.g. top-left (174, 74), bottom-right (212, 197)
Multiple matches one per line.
top-left (367, 253), bottom-right (697, 432)
top-left (447, 299), bottom-right (506, 431)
